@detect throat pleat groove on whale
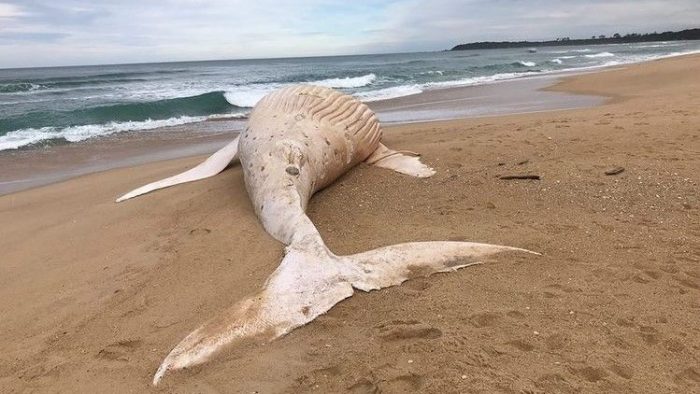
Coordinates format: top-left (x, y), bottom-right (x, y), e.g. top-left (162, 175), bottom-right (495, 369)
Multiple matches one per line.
top-left (312, 94), bottom-right (349, 120)
top-left (256, 85), bottom-right (380, 146)
top-left (326, 99), bottom-right (358, 125)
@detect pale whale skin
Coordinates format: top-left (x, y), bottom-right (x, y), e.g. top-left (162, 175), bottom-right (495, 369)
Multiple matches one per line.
top-left (116, 85), bottom-right (537, 385)
top-left (239, 85), bottom-right (384, 244)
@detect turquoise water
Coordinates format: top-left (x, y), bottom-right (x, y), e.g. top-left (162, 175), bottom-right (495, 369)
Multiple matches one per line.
top-left (1, 40), bottom-right (699, 151)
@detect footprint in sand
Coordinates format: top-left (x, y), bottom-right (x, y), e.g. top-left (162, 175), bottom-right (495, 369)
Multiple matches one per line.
top-left (632, 274), bottom-right (651, 284)
top-left (674, 368), bottom-right (700, 386)
top-left (606, 335), bottom-right (632, 350)
top-left (545, 333), bottom-right (570, 350)
top-left (673, 275), bottom-right (699, 290)
top-left (638, 326), bottom-right (660, 345)
top-left (311, 365), bottom-right (341, 378)
top-left (375, 320), bottom-right (442, 341)
top-left (468, 311), bottom-right (502, 328)
top-left (348, 371), bottom-right (423, 393)
top-left (643, 270), bottom-right (662, 280)
top-left (383, 374), bottom-right (424, 391)
top-left (188, 228), bottom-right (211, 236)
top-left (608, 363), bottom-right (633, 380)
top-left (570, 366), bottom-right (608, 383)
top-left (505, 339), bottom-right (534, 352)
top-left (348, 378), bottom-right (379, 394)
top-left (506, 310), bottom-right (526, 319)
top-left (96, 339), bottom-right (142, 362)
top-left (615, 317), bottom-right (635, 327)
top-left (535, 373), bottom-right (578, 393)
top-left (402, 279), bottom-right (431, 292)
top-left (294, 365), bottom-right (343, 390)
top-left (663, 338), bottom-right (685, 353)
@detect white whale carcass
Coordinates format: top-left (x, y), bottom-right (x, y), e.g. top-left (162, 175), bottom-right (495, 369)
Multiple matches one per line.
top-left (116, 85), bottom-right (536, 385)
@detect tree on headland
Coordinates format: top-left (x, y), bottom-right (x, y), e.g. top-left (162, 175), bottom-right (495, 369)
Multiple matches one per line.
top-left (451, 28), bottom-right (700, 51)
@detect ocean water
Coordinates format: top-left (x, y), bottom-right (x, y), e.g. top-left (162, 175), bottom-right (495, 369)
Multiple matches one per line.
top-left (1, 40), bottom-right (699, 151)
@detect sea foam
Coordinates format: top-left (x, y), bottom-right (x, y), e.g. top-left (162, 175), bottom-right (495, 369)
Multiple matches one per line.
top-left (550, 48), bottom-right (591, 54)
top-left (355, 70), bottom-right (544, 103)
top-left (427, 71), bottom-right (541, 88)
top-left (224, 87), bottom-right (277, 108)
top-left (314, 73), bottom-right (376, 88)
top-left (223, 73), bottom-right (377, 108)
top-left (516, 61), bottom-right (537, 67)
top-left (355, 85), bottom-right (423, 101)
top-left (585, 52), bottom-right (615, 58)
top-left (0, 116), bottom-right (207, 151)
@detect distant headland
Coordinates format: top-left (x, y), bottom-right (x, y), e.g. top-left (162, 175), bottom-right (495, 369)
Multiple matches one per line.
top-left (451, 28), bottom-right (700, 51)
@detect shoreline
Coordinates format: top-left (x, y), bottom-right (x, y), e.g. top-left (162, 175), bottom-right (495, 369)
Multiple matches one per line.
top-left (4, 48), bottom-right (700, 196)
top-left (1, 52), bottom-right (698, 393)
top-left (0, 68), bottom-right (609, 196)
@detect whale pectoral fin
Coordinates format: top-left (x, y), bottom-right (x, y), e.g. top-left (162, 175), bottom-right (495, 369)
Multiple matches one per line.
top-left (346, 241), bottom-right (539, 291)
top-left (366, 143), bottom-right (436, 178)
top-left (152, 246), bottom-right (354, 385)
top-left (116, 136), bottom-right (240, 202)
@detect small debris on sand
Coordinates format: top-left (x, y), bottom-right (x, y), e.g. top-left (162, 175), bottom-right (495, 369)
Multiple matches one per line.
top-left (499, 175), bottom-right (541, 180)
top-left (605, 166), bottom-right (625, 175)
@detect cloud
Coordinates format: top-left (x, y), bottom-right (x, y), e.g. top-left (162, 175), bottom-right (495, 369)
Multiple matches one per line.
top-left (0, 2), bottom-right (24, 18)
top-left (368, 0), bottom-right (700, 52)
top-left (0, 32), bottom-right (68, 43)
top-left (0, 0), bottom-right (698, 68)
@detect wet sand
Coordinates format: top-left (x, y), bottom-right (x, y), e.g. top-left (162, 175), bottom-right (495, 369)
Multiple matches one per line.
top-left (0, 73), bottom-right (603, 196)
top-left (371, 74), bottom-right (604, 123)
top-left (0, 54), bottom-right (699, 393)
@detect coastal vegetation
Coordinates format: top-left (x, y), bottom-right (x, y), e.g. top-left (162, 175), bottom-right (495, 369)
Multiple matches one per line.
top-left (451, 28), bottom-right (700, 50)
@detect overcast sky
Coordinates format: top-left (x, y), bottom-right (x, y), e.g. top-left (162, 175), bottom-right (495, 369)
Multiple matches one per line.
top-left (0, 0), bottom-right (698, 68)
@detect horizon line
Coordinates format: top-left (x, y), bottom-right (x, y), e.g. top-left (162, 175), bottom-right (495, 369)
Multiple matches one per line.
top-left (2, 27), bottom-right (697, 71)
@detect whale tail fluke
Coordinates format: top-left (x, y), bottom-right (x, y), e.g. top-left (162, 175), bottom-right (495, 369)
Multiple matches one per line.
top-left (152, 239), bottom-right (537, 385)
top-left (152, 242), bottom-right (354, 385)
top-left (116, 136), bottom-right (240, 202)
top-left (344, 241), bottom-right (538, 291)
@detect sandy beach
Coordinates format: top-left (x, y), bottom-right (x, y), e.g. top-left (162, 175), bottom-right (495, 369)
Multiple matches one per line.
top-left (1, 53), bottom-right (699, 393)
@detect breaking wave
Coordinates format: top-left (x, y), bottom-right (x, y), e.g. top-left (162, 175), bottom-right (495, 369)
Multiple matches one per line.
top-left (1, 91), bottom-right (244, 133)
top-left (314, 73), bottom-right (376, 88)
top-left (585, 52), bottom-right (615, 58)
top-left (222, 73), bottom-right (377, 108)
top-left (4, 41), bottom-right (700, 152)
top-left (355, 85), bottom-right (423, 101)
top-left (0, 116), bottom-right (208, 151)
top-left (0, 82), bottom-right (43, 93)
top-left (515, 61), bottom-right (537, 67)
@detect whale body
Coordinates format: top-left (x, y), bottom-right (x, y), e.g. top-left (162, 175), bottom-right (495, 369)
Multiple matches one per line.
top-left (116, 85), bottom-right (536, 385)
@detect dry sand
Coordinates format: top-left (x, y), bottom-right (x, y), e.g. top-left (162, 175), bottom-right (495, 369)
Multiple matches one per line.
top-left (1, 55), bottom-right (699, 393)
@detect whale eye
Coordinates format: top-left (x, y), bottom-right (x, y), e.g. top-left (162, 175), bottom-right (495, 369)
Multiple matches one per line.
top-left (286, 166), bottom-right (300, 176)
